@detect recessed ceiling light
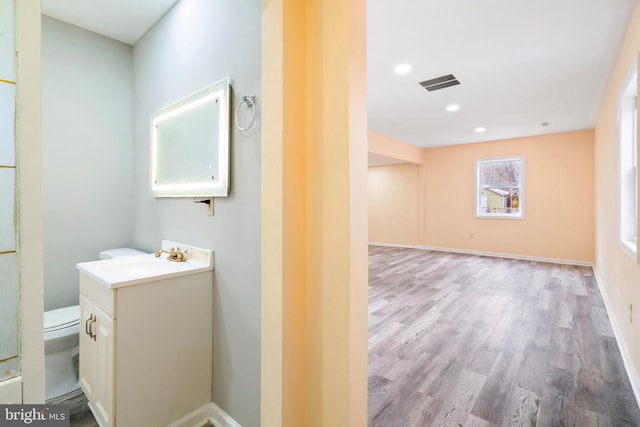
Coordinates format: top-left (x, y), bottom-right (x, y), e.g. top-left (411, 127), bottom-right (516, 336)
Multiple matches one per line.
top-left (446, 104), bottom-right (460, 112)
top-left (394, 63), bottom-right (412, 75)
top-left (474, 127), bottom-right (486, 133)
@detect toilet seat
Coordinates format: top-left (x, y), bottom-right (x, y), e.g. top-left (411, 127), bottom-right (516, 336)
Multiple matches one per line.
top-left (44, 248), bottom-right (146, 400)
top-left (44, 305), bottom-right (79, 332)
top-left (44, 305), bottom-right (80, 400)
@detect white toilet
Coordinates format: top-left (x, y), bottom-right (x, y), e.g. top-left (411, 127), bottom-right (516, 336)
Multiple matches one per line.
top-left (44, 247), bottom-right (146, 400)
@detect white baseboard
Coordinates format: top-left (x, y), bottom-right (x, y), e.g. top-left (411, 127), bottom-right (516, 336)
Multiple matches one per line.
top-left (592, 266), bottom-right (640, 410)
top-left (371, 242), bottom-right (592, 267)
top-left (368, 242), bottom-right (422, 249)
top-left (209, 402), bottom-right (242, 427)
top-left (168, 402), bottom-right (242, 427)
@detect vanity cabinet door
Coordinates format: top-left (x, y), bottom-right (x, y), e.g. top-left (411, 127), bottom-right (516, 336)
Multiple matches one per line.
top-left (78, 294), bottom-right (95, 401)
top-left (79, 293), bottom-right (115, 427)
top-left (92, 305), bottom-right (115, 427)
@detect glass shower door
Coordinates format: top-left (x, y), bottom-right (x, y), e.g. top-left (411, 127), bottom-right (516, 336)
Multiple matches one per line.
top-left (0, 0), bottom-right (19, 383)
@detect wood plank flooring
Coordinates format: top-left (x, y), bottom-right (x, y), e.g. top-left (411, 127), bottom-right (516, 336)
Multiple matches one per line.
top-left (368, 246), bottom-right (640, 427)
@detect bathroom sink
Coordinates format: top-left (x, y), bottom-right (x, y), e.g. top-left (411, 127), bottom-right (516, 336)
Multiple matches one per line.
top-left (98, 257), bottom-right (196, 276)
top-left (77, 240), bottom-right (214, 288)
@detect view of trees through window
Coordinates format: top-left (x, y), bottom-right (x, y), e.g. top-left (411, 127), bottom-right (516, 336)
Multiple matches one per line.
top-left (476, 157), bottom-right (524, 217)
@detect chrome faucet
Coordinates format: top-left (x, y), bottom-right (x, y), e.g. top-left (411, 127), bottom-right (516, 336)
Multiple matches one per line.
top-left (155, 247), bottom-right (188, 262)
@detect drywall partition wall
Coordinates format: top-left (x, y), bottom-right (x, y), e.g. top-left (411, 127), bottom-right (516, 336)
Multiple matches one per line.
top-left (261, 0), bottom-right (306, 424)
top-left (131, 0), bottom-right (261, 425)
top-left (423, 130), bottom-right (595, 263)
top-left (41, 17), bottom-right (133, 311)
top-left (369, 164), bottom-right (421, 246)
top-left (262, 0), bottom-right (368, 425)
top-left (594, 0), bottom-right (640, 400)
top-left (369, 130), bottom-right (423, 164)
top-left (0, 0), bottom-right (18, 388)
top-left (16, 0), bottom-right (44, 402)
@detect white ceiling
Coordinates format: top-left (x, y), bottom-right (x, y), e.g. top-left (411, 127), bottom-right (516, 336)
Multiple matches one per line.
top-left (41, 0), bottom-right (179, 45)
top-left (368, 0), bottom-right (636, 148)
top-left (41, 0), bottom-right (636, 151)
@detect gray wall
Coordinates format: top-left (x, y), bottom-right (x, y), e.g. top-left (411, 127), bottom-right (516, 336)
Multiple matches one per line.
top-left (131, 1), bottom-right (261, 425)
top-left (41, 17), bottom-right (134, 311)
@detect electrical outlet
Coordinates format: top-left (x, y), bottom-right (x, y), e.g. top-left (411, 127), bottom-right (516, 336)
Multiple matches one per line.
top-left (469, 232), bottom-right (474, 239)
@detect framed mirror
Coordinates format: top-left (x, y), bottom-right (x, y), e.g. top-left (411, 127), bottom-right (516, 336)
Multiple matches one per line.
top-left (151, 77), bottom-right (230, 197)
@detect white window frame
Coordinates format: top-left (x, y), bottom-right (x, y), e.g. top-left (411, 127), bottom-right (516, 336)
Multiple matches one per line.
top-left (475, 156), bottom-right (525, 219)
top-left (619, 60), bottom-right (639, 263)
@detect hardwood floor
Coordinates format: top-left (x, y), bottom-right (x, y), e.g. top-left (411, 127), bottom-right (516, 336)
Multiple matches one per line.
top-left (368, 246), bottom-right (640, 427)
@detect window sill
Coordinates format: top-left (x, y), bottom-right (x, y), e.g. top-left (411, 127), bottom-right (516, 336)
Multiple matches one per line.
top-left (620, 238), bottom-right (637, 261)
top-left (475, 214), bottom-right (525, 220)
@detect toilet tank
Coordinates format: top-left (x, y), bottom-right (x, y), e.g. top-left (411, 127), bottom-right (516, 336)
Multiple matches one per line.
top-left (99, 248), bottom-right (147, 260)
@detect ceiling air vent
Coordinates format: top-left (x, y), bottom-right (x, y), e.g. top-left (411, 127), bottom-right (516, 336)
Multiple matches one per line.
top-left (419, 74), bottom-right (460, 92)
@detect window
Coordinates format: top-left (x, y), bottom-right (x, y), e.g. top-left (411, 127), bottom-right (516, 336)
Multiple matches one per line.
top-left (475, 156), bottom-right (525, 219)
top-left (619, 64), bottom-right (638, 260)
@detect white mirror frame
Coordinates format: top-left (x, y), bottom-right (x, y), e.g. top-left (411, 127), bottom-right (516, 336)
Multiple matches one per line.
top-left (150, 78), bottom-right (230, 197)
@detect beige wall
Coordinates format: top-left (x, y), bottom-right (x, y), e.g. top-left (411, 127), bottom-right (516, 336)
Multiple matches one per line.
top-left (262, 0), bottom-right (368, 425)
top-left (369, 130), bottom-right (423, 164)
top-left (368, 164), bottom-right (421, 246)
top-left (368, 130), bottom-right (596, 264)
top-left (594, 0), bottom-right (640, 397)
top-left (423, 130), bottom-right (595, 263)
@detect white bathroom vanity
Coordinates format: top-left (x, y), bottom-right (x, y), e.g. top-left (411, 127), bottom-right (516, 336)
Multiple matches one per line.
top-left (76, 241), bottom-right (214, 427)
